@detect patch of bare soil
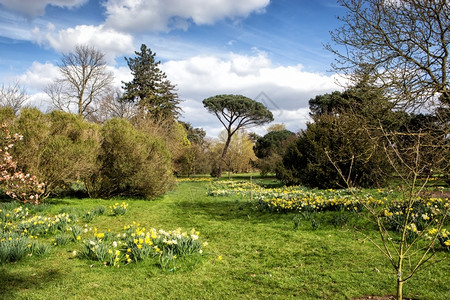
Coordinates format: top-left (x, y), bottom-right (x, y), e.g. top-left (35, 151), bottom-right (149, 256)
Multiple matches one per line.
top-left (420, 190), bottom-right (450, 198)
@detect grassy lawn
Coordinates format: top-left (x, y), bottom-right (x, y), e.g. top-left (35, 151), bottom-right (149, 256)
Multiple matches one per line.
top-left (1, 178), bottom-right (449, 300)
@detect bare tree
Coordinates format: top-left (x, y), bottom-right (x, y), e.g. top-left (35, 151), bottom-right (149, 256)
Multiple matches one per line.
top-left (325, 3), bottom-right (450, 298)
top-left (0, 81), bottom-right (29, 113)
top-left (46, 45), bottom-right (114, 118)
top-left (327, 0), bottom-right (450, 108)
top-left (323, 97), bottom-right (449, 300)
top-left (96, 88), bottom-right (138, 122)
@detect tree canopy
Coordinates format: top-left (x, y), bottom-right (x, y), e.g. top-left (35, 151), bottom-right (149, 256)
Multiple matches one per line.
top-left (279, 82), bottom-right (399, 188)
top-left (203, 94), bottom-right (273, 177)
top-left (254, 129), bottom-right (294, 159)
top-left (253, 129), bottom-right (295, 176)
top-left (203, 94), bottom-right (273, 134)
top-left (122, 44), bottom-right (181, 120)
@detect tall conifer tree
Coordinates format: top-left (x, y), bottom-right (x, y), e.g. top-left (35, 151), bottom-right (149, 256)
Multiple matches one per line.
top-left (122, 44), bottom-right (181, 120)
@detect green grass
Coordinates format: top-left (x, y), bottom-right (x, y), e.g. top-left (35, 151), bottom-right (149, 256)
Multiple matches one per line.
top-left (0, 180), bottom-right (449, 300)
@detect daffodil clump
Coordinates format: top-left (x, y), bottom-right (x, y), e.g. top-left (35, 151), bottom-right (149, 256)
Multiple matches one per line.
top-left (82, 206), bottom-right (106, 222)
top-left (207, 180), bottom-right (450, 250)
top-left (79, 223), bottom-right (205, 268)
top-left (110, 202), bottom-right (128, 216)
top-left (207, 180), bottom-right (264, 197)
top-left (177, 177), bottom-right (213, 183)
top-left (383, 198), bottom-right (450, 248)
top-left (0, 205), bottom-right (75, 263)
top-left (1, 203), bottom-right (208, 267)
top-left (383, 197), bottom-right (446, 233)
top-left (12, 213), bottom-right (73, 236)
top-left (0, 229), bottom-right (50, 263)
top-left (208, 181), bottom-right (375, 213)
top-left (438, 228), bottom-right (450, 250)
top-left (0, 205), bottom-right (30, 223)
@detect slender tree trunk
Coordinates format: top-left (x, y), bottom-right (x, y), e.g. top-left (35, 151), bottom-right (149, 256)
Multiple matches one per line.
top-left (397, 278), bottom-right (403, 300)
top-left (217, 133), bottom-right (232, 178)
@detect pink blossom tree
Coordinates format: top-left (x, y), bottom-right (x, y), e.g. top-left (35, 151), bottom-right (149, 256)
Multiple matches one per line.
top-left (0, 122), bottom-right (45, 204)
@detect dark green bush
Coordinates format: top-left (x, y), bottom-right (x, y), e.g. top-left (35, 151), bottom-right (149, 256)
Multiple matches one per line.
top-left (86, 118), bottom-right (174, 198)
top-left (278, 114), bottom-right (392, 189)
top-left (12, 109), bottom-right (100, 196)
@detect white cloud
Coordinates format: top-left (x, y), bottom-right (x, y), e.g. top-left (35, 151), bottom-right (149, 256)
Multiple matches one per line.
top-left (106, 65), bottom-right (133, 88)
top-left (103, 0), bottom-right (270, 32)
top-left (17, 61), bottom-right (59, 91)
top-left (32, 24), bottom-right (135, 61)
top-left (0, 0), bottom-right (88, 19)
top-left (14, 51), bottom-right (340, 137)
top-left (163, 52), bottom-right (341, 135)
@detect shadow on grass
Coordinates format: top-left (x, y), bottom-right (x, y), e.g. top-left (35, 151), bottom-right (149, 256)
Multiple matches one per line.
top-left (174, 197), bottom-right (295, 226)
top-left (175, 198), bottom-right (253, 220)
top-left (174, 196), bottom-right (377, 234)
top-left (0, 267), bottom-right (62, 299)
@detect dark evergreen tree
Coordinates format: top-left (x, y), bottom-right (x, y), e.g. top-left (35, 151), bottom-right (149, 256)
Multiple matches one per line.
top-left (253, 129), bottom-right (295, 176)
top-left (279, 82), bottom-right (397, 189)
top-left (122, 44), bottom-right (181, 120)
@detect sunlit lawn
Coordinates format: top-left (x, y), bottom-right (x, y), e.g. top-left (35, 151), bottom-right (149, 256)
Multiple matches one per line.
top-left (1, 177), bottom-right (449, 300)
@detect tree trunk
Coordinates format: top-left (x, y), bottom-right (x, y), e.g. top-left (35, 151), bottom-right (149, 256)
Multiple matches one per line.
top-left (396, 278), bottom-right (403, 300)
top-left (217, 133), bottom-right (232, 178)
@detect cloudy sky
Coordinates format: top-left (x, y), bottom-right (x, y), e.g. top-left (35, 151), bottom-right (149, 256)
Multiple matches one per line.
top-left (0, 0), bottom-right (345, 137)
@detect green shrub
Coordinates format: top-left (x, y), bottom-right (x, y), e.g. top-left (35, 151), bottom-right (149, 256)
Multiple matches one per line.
top-left (10, 109), bottom-right (101, 197)
top-left (278, 114), bottom-right (392, 188)
top-left (0, 107), bottom-right (16, 124)
top-left (86, 118), bottom-right (174, 198)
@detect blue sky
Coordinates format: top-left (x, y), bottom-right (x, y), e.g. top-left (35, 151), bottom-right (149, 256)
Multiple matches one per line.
top-left (0, 0), bottom-right (345, 137)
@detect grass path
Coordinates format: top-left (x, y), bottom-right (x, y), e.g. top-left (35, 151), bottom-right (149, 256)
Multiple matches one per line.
top-left (1, 181), bottom-right (448, 299)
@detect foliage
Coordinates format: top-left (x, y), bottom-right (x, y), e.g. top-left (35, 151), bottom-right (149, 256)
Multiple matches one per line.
top-left (176, 142), bottom-right (212, 176)
top-left (203, 94), bottom-right (273, 178)
top-left (253, 129), bottom-right (295, 176)
top-left (279, 113), bottom-right (391, 188)
top-left (176, 122), bottom-right (211, 176)
top-left (86, 118), bottom-right (174, 198)
top-left (122, 44), bottom-right (181, 120)
top-left (279, 81), bottom-right (407, 189)
top-left (4, 108), bottom-right (177, 199)
top-left (180, 121), bottom-right (206, 145)
top-left (11, 109), bottom-right (101, 197)
top-left (0, 107), bottom-right (15, 124)
top-left (0, 122), bottom-right (45, 204)
top-left (211, 129), bottom-right (257, 177)
top-left (308, 90), bottom-right (352, 118)
top-left (136, 118), bottom-right (190, 176)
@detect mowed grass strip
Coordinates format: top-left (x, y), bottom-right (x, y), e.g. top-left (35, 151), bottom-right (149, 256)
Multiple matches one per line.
top-left (0, 180), bottom-right (448, 300)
